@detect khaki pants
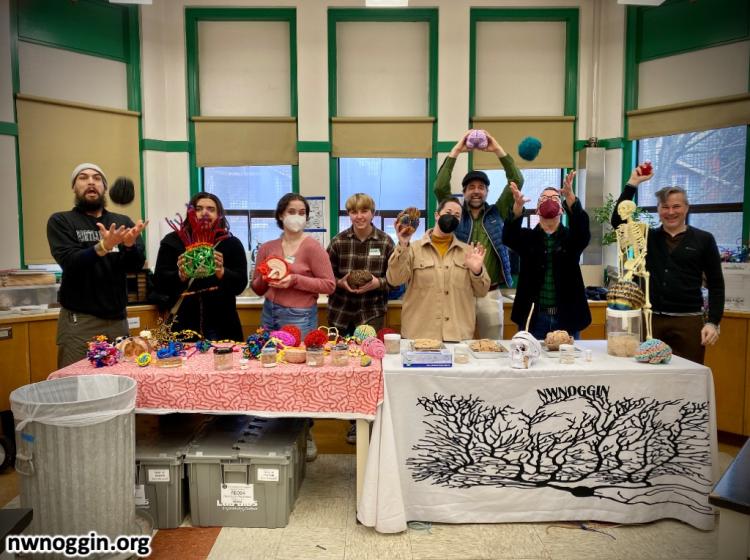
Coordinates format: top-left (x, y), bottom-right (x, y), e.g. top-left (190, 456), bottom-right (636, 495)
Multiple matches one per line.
top-left (475, 289), bottom-right (504, 340)
top-left (56, 308), bottom-right (130, 369)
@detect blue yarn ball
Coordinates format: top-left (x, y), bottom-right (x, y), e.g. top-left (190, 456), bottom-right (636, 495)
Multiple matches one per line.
top-left (518, 136), bottom-right (542, 161)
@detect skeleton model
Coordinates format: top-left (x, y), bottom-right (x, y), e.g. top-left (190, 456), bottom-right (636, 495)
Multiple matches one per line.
top-left (615, 200), bottom-right (653, 338)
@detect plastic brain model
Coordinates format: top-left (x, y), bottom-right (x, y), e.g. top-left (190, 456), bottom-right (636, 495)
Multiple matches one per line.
top-left (395, 207), bottom-right (421, 236)
top-left (607, 280), bottom-right (646, 311)
top-left (544, 330), bottom-right (573, 351)
top-left (347, 269), bottom-right (373, 289)
top-left (465, 129), bottom-right (488, 150)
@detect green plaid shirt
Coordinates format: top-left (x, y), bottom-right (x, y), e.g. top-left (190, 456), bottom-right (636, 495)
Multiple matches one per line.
top-left (539, 232), bottom-right (557, 308)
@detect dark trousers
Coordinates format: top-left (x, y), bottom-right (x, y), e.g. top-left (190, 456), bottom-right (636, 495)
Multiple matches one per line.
top-left (651, 314), bottom-right (706, 364)
top-left (333, 315), bottom-right (385, 337)
top-left (526, 310), bottom-right (580, 341)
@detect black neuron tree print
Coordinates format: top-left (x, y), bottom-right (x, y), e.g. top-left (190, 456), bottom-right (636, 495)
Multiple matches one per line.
top-left (407, 385), bottom-right (712, 515)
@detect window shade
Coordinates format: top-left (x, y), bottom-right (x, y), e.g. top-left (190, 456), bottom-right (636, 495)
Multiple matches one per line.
top-left (627, 93), bottom-right (750, 140)
top-left (471, 117), bottom-right (575, 169)
top-left (331, 117), bottom-right (434, 158)
top-left (193, 117), bottom-right (298, 166)
top-left (16, 94), bottom-right (141, 265)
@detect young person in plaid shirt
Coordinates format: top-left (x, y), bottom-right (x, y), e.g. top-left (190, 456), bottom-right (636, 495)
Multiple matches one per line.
top-left (328, 193), bottom-right (395, 445)
top-left (327, 193), bottom-right (395, 334)
top-left (502, 171), bottom-right (591, 340)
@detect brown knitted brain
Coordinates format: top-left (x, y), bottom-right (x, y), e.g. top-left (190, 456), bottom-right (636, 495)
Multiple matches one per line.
top-left (348, 269), bottom-right (373, 289)
top-left (395, 207), bottom-right (421, 235)
top-left (544, 330), bottom-right (573, 351)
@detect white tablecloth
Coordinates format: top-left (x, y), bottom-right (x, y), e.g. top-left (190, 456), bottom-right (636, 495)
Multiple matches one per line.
top-left (358, 341), bottom-right (718, 533)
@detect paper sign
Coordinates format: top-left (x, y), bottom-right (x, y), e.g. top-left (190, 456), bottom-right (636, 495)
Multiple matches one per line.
top-left (147, 468), bottom-right (170, 483)
top-left (220, 483), bottom-right (257, 507)
top-left (256, 468), bottom-right (279, 482)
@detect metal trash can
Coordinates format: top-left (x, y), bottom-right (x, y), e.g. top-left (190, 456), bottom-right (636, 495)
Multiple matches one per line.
top-left (10, 375), bottom-right (139, 541)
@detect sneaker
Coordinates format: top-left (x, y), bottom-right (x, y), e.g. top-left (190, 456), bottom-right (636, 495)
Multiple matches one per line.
top-left (346, 423), bottom-right (356, 445)
top-left (306, 434), bottom-right (318, 462)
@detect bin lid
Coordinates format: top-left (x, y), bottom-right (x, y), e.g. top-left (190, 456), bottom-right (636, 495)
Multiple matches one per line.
top-left (136, 414), bottom-right (212, 461)
top-left (10, 375), bottom-right (136, 428)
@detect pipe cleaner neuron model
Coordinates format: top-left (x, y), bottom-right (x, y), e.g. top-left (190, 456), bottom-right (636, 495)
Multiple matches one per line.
top-left (166, 205), bottom-right (229, 278)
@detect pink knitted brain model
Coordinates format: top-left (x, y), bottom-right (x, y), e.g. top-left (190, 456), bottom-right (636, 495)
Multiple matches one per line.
top-left (361, 337), bottom-right (386, 359)
top-left (465, 129), bottom-right (488, 150)
top-left (270, 330), bottom-right (296, 347)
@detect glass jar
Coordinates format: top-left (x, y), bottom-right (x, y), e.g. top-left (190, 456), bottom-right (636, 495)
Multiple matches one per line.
top-left (453, 345), bottom-right (470, 364)
top-left (260, 346), bottom-right (278, 368)
top-left (213, 347), bottom-right (233, 371)
top-left (331, 343), bottom-right (349, 367)
top-left (384, 334), bottom-right (401, 354)
top-left (306, 347), bottom-right (325, 367)
top-left (606, 308), bottom-right (642, 357)
top-left (559, 344), bottom-right (576, 365)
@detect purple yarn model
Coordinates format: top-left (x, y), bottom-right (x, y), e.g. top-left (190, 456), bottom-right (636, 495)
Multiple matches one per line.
top-left (465, 129), bottom-right (488, 150)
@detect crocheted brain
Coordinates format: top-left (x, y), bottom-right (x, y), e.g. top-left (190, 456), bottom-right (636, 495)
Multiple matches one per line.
top-left (395, 207), bottom-right (421, 236)
top-left (635, 338), bottom-right (672, 364)
top-left (347, 269), bottom-right (373, 289)
top-left (607, 281), bottom-right (646, 310)
top-left (465, 129), bottom-right (488, 150)
top-left (353, 324), bottom-right (377, 343)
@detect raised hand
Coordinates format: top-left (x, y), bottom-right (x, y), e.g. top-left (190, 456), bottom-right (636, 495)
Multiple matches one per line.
top-left (482, 131), bottom-right (507, 157)
top-left (464, 242), bottom-right (486, 274)
top-left (509, 182), bottom-right (528, 218)
top-left (449, 130), bottom-right (472, 158)
top-left (122, 219), bottom-right (148, 248)
top-left (561, 170), bottom-right (577, 207)
top-left (97, 222), bottom-right (128, 251)
top-left (628, 162), bottom-right (654, 186)
top-left (395, 222), bottom-right (414, 247)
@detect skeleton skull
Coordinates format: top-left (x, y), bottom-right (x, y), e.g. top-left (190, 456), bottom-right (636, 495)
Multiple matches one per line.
top-left (510, 331), bottom-right (542, 369)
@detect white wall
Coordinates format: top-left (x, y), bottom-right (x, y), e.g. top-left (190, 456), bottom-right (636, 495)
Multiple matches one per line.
top-left (3, 0), bottom-right (634, 268)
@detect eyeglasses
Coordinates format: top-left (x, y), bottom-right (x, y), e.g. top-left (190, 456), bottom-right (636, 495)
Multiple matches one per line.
top-left (539, 194), bottom-right (561, 202)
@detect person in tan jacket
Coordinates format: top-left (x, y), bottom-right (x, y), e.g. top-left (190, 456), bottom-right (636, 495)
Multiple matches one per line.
top-left (387, 197), bottom-right (490, 342)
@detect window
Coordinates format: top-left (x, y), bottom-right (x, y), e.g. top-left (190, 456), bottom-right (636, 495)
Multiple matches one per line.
top-left (203, 165), bottom-right (293, 254)
top-left (480, 168), bottom-right (565, 228)
top-left (338, 158), bottom-right (427, 242)
top-left (637, 126), bottom-right (746, 248)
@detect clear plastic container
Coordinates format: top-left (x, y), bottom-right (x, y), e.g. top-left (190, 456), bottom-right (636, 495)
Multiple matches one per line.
top-left (213, 347), bottom-right (233, 370)
top-left (331, 344), bottom-right (349, 367)
top-left (260, 347), bottom-right (278, 368)
top-left (559, 344), bottom-right (576, 364)
top-left (384, 334), bottom-right (401, 354)
top-left (306, 347), bottom-right (325, 367)
top-left (606, 308), bottom-right (642, 357)
top-left (453, 345), bottom-right (470, 364)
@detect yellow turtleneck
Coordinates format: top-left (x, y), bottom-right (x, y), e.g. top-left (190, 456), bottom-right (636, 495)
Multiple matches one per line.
top-left (430, 232), bottom-right (453, 258)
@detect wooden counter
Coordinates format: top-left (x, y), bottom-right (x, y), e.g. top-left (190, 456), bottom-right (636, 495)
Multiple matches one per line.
top-left (2, 302), bottom-right (749, 436)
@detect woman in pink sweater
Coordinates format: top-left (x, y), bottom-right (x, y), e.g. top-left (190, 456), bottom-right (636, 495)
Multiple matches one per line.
top-left (252, 194), bottom-right (335, 338)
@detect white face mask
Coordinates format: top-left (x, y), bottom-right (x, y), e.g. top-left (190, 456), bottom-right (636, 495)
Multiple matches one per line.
top-left (283, 214), bottom-right (307, 232)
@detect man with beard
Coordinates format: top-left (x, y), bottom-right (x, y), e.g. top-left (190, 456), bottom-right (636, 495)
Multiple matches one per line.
top-left (433, 130), bottom-right (524, 339)
top-left (47, 163), bottom-right (147, 367)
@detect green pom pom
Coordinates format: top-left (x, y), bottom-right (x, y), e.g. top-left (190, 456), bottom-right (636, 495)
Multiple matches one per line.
top-left (183, 244), bottom-right (215, 278)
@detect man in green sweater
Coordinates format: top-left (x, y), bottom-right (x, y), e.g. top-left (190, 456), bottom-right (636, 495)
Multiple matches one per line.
top-left (433, 130), bottom-right (524, 339)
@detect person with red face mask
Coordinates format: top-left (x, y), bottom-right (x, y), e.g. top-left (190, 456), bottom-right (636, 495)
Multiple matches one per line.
top-left (502, 171), bottom-right (592, 339)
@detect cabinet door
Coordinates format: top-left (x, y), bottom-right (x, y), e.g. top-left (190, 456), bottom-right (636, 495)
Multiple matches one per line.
top-left (705, 317), bottom-right (747, 435)
top-left (29, 319), bottom-right (58, 383)
top-left (0, 323), bottom-right (31, 410)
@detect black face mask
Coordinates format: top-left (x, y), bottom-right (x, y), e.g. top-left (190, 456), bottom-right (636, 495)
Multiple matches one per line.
top-left (437, 213), bottom-right (459, 234)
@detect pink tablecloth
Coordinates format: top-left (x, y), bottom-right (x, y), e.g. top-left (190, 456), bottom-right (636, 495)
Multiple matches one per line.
top-left (48, 352), bottom-right (384, 419)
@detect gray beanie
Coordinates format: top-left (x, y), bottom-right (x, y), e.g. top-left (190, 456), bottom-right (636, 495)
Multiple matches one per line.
top-left (71, 163), bottom-right (108, 188)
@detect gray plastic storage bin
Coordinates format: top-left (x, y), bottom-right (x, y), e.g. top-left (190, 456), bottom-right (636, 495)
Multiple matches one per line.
top-left (135, 414), bottom-right (212, 529)
top-left (10, 375), bottom-right (140, 540)
top-left (185, 415), bottom-right (305, 528)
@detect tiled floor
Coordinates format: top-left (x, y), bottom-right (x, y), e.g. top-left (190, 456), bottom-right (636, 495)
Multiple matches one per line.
top-left (1, 443), bottom-right (741, 559)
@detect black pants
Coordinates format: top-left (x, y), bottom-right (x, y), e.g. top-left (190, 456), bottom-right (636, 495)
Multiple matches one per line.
top-left (651, 314), bottom-right (706, 364)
